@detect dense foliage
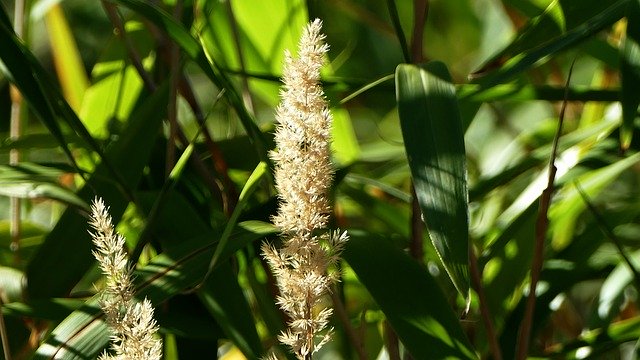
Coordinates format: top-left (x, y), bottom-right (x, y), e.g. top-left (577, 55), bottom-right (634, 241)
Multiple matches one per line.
top-left (2, 0), bottom-right (640, 359)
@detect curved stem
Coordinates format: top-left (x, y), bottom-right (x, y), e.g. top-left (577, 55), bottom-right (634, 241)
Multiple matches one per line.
top-left (515, 60), bottom-right (575, 360)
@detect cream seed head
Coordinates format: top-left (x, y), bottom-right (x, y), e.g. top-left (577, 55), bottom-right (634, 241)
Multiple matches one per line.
top-left (90, 197), bottom-right (162, 360)
top-left (262, 19), bottom-right (348, 359)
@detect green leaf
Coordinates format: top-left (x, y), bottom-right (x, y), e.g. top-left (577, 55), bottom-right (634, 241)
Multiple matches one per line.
top-left (203, 161), bottom-right (268, 277)
top-left (331, 108), bottom-right (360, 166)
top-left (0, 163), bottom-right (87, 209)
top-left (343, 231), bottom-right (476, 360)
top-left (78, 21), bottom-right (151, 139)
top-left (0, 4), bottom-right (120, 180)
top-left (0, 7), bottom-right (79, 170)
top-left (396, 62), bottom-right (470, 297)
top-left (44, 3), bottom-right (89, 112)
top-left (596, 249), bottom-right (640, 325)
top-left (3, 298), bottom-right (84, 321)
top-left (0, 266), bottom-right (25, 303)
top-left (620, 0), bottom-right (640, 150)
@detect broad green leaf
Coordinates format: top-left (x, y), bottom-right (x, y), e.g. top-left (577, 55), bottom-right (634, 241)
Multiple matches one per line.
top-left (44, 3), bottom-right (89, 112)
top-left (396, 62), bottom-right (470, 297)
top-left (331, 108), bottom-right (360, 166)
top-left (26, 85), bottom-right (169, 299)
top-left (79, 21), bottom-right (152, 138)
top-left (0, 4), bottom-right (120, 181)
top-left (137, 189), bottom-right (264, 359)
top-left (620, 0), bottom-right (640, 150)
top-left (32, 297), bottom-right (108, 360)
top-left (0, 182), bottom-right (85, 210)
top-left (200, 0), bottom-right (306, 106)
top-left (203, 161), bottom-right (268, 281)
top-left (343, 231), bottom-right (477, 360)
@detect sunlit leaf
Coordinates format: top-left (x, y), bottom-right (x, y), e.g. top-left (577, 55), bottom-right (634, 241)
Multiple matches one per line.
top-left (45, 3), bottom-right (89, 112)
top-left (396, 62), bottom-right (470, 297)
top-left (343, 231), bottom-right (476, 360)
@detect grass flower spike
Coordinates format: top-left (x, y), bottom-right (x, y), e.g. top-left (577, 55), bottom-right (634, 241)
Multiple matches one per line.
top-left (262, 19), bottom-right (348, 359)
top-left (89, 197), bottom-right (163, 360)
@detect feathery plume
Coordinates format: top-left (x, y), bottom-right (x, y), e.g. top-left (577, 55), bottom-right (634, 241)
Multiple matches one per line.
top-left (262, 19), bottom-right (348, 359)
top-left (90, 197), bottom-right (163, 360)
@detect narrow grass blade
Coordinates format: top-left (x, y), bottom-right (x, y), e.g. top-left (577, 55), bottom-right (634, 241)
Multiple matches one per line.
top-left (471, 1), bottom-right (627, 90)
top-left (396, 62), bottom-right (470, 297)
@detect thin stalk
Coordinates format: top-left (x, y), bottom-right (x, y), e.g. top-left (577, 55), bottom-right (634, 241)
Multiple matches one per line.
top-left (469, 248), bottom-right (502, 360)
top-left (386, 0), bottom-right (410, 63)
top-left (383, 320), bottom-right (401, 360)
top-left (330, 288), bottom-right (367, 360)
top-left (102, 1), bottom-right (156, 91)
top-left (410, 0), bottom-right (428, 63)
top-left (178, 75), bottom-right (237, 214)
top-left (515, 60), bottom-right (575, 360)
top-left (166, 0), bottom-right (183, 177)
top-left (225, 0), bottom-right (255, 114)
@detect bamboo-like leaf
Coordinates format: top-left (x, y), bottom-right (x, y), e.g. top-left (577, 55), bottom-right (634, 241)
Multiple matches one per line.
top-left (0, 163), bottom-right (87, 209)
top-left (343, 231), bottom-right (476, 360)
top-left (396, 62), bottom-right (470, 297)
